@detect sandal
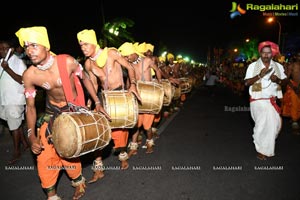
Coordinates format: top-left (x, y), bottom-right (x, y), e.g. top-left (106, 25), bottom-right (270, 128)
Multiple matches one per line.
top-left (73, 183), bottom-right (86, 200)
top-left (145, 139), bottom-right (154, 154)
top-left (146, 146), bottom-right (154, 154)
top-left (257, 153), bottom-right (267, 161)
top-left (8, 153), bottom-right (21, 165)
top-left (88, 170), bottom-right (104, 184)
top-left (121, 160), bottom-right (129, 170)
top-left (8, 157), bottom-right (19, 165)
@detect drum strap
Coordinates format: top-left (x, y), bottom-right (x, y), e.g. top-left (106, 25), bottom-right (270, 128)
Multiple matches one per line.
top-left (57, 54), bottom-right (85, 106)
top-left (141, 58), bottom-right (145, 81)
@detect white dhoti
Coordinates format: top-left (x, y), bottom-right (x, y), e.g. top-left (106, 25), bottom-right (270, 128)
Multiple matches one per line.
top-left (250, 99), bottom-right (282, 157)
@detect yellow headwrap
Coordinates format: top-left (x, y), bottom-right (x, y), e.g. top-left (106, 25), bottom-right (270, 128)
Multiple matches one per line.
top-left (146, 43), bottom-right (154, 52)
top-left (177, 58), bottom-right (184, 63)
top-left (15, 26), bottom-right (50, 49)
top-left (158, 56), bottom-right (166, 62)
top-left (77, 29), bottom-right (98, 45)
top-left (118, 42), bottom-right (144, 57)
top-left (137, 42), bottom-right (147, 53)
top-left (167, 53), bottom-right (174, 61)
top-left (133, 42), bottom-right (139, 49)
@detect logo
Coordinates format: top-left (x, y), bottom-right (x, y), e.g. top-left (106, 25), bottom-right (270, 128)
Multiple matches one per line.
top-left (230, 2), bottom-right (246, 19)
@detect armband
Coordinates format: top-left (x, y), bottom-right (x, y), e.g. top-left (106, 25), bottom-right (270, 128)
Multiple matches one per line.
top-left (24, 89), bottom-right (37, 98)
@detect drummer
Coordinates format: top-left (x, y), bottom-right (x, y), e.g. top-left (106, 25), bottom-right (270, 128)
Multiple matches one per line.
top-left (118, 42), bottom-right (162, 156)
top-left (77, 29), bottom-right (141, 181)
top-left (166, 53), bottom-right (185, 110)
top-left (139, 43), bottom-right (180, 138)
top-left (15, 26), bottom-right (109, 200)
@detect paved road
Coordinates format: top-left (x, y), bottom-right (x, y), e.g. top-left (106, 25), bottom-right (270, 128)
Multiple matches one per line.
top-left (1, 86), bottom-right (300, 200)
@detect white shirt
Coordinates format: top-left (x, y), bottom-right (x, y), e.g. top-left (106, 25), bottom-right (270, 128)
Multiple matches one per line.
top-left (205, 74), bottom-right (219, 86)
top-left (0, 55), bottom-right (27, 105)
top-left (244, 58), bottom-right (286, 99)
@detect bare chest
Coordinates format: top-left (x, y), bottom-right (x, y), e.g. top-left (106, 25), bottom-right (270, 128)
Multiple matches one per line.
top-left (35, 70), bottom-right (62, 90)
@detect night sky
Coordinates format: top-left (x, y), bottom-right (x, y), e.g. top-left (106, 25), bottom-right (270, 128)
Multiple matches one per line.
top-left (2, 0), bottom-right (300, 62)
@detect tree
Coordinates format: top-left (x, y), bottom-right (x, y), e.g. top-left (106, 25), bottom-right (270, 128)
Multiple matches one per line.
top-left (100, 18), bottom-right (135, 48)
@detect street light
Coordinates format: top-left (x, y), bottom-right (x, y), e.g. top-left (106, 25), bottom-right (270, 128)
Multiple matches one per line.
top-left (267, 17), bottom-right (282, 50)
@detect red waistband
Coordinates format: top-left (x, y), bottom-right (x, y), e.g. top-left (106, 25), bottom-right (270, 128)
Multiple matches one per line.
top-left (249, 97), bottom-right (281, 114)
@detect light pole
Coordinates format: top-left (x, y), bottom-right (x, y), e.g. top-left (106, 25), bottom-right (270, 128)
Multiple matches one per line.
top-left (277, 20), bottom-right (282, 49)
top-left (267, 17), bottom-right (282, 51)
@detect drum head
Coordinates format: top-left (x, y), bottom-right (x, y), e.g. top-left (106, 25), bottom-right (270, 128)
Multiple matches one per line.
top-left (52, 113), bottom-right (80, 158)
top-left (52, 112), bottom-right (112, 158)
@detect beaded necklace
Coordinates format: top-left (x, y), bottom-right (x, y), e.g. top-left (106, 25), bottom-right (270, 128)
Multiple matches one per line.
top-left (37, 55), bottom-right (54, 70)
top-left (132, 56), bottom-right (142, 65)
top-left (90, 49), bottom-right (101, 61)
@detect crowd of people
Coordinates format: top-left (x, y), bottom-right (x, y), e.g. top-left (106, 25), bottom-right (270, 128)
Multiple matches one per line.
top-left (1, 24), bottom-right (299, 199)
top-left (1, 26), bottom-right (204, 200)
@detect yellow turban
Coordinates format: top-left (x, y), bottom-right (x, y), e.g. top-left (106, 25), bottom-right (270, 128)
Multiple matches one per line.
top-left (146, 43), bottom-right (154, 52)
top-left (118, 42), bottom-right (143, 57)
top-left (177, 58), bottom-right (184, 63)
top-left (137, 42), bottom-right (147, 53)
top-left (158, 56), bottom-right (166, 62)
top-left (167, 53), bottom-right (174, 61)
top-left (133, 42), bottom-right (139, 49)
top-left (77, 29), bottom-right (98, 45)
top-left (15, 26), bottom-right (50, 49)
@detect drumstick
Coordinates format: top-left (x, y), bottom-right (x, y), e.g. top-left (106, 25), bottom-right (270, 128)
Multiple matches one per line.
top-left (0, 48), bottom-right (12, 79)
top-left (0, 59), bottom-right (3, 77)
top-left (4, 48), bottom-right (12, 61)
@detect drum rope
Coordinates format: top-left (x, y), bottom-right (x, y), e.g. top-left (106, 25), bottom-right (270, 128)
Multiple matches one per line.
top-left (76, 110), bottom-right (110, 150)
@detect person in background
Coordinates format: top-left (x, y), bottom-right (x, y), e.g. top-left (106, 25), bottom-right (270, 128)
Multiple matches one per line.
top-left (281, 50), bottom-right (300, 135)
top-left (14, 41), bottom-right (32, 67)
top-left (139, 43), bottom-right (180, 138)
top-left (118, 42), bottom-right (162, 156)
top-left (205, 69), bottom-right (219, 96)
top-left (244, 41), bottom-right (287, 161)
top-left (0, 38), bottom-right (29, 165)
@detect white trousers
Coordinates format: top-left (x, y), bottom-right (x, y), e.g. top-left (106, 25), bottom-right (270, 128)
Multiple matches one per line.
top-left (250, 99), bottom-right (281, 157)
